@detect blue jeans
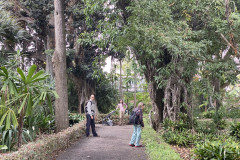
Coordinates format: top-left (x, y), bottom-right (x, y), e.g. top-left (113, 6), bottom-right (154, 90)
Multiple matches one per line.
top-left (129, 124), bottom-right (142, 146)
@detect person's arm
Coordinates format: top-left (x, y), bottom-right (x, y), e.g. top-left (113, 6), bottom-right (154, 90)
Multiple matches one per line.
top-left (124, 103), bottom-right (128, 110)
top-left (87, 101), bottom-right (92, 117)
top-left (140, 110), bottom-right (144, 127)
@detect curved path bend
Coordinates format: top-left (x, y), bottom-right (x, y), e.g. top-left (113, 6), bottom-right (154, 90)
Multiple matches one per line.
top-left (56, 124), bottom-right (148, 160)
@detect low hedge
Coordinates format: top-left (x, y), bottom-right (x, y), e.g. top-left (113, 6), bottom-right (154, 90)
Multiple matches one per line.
top-left (0, 121), bottom-right (85, 160)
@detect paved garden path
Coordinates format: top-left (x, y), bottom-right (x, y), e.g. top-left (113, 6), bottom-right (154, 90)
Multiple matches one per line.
top-left (56, 124), bottom-right (148, 160)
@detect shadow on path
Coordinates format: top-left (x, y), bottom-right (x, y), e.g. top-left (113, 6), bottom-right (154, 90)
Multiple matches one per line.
top-left (56, 124), bottom-right (148, 160)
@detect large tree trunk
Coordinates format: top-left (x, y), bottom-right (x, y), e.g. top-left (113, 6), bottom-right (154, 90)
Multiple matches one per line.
top-left (53, 0), bottom-right (69, 132)
top-left (148, 81), bottom-right (164, 131)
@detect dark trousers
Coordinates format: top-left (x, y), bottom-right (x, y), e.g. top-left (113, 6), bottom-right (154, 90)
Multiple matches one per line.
top-left (86, 114), bottom-right (97, 136)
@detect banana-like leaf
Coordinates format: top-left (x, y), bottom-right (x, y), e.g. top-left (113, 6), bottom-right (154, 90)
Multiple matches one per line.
top-left (18, 94), bottom-right (28, 114)
top-left (1, 67), bottom-right (8, 78)
top-left (17, 68), bottom-right (26, 83)
top-left (26, 65), bottom-right (37, 84)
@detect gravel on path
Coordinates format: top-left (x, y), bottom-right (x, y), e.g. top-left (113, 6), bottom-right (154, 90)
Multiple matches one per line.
top-left (56, 124), bottom-right (148, 160)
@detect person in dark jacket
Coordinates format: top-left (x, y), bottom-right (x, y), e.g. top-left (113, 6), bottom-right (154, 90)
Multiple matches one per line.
top-left (129, 102), bottom-right (145, 147)
top-left (85, 94), bottom-right (99, 137)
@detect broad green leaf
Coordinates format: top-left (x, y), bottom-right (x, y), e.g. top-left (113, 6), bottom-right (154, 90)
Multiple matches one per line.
top-left (1, 67), bottom-right (8, 78)
top-left (17, 68), bottom-right (26, 83)
top-left (40, 92), bottom-right (44, 100)
top-left (43, 92), bottom-right (47, 100)
top-left (18, 95), bottom-right (28, 114)
top-left (0, 111), bottom-right (8, 127)
top-left (9, 80), bottom-right (14, 95)
top-left (2, 130), bottom-right (7, 144)
top-left (6, 111), bottom-right (11, 130)
top-left (1, 81), bottom-right (8, 92)
top-left (32, 98), bottom-right (40, 109)
top-left (47, 94), bottom-right (53, 114)
top-left (26, 65), bottom-right (37, 84)
top-left (0, 145), bottom-right (8, 150)
top-left (26, 93), bottom-right (33, 117)
top-left (30, 70), bottom-right (45, 82)
top-left (52, 91), bottom-right (59, 98)
top-left (30, 77), bottom-right (48, 84)
top-left (10, 110), bottom-right (18, 128)
top-left (8, 129), bottom-right (12, 150)
top-left (0, 71), bottom-right (5, 77)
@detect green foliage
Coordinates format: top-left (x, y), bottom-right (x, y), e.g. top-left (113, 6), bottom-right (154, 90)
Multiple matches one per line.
top-left (162, 113), bottom-right (191, 132)
top-left (201, 110), bottom-right (216, 119)
top-left (230, 122), bottom-right (240, 139)
top-left (213, 109), bottom-right (227, 130)
top-left (0, 1), bottom-right (28, 48)
top-left (96, 73), bottom-right (118, 113)
top-left (142, 118), bottom-right (182, 160)
top-left (0, 64), bottom-right (56, 150)
top-left (69, 113), bottom-right (85, 127)
top-left (162, 130), bottom-right (192, 147)
top-left (195, 120), bottom-right (217, 134)
top-left (194, 139), bottom-right (240, 160)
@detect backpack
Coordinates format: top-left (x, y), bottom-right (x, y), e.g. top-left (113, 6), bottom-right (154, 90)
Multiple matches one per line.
top-left (129, 110), bottom-right (139, 125)
top-left (85, 101), bottom-right (92, 113)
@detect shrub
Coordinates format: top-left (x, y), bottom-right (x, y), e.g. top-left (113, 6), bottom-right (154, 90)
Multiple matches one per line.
top-left (69, 113), bottom-right (85, 126)
top-left (162, 118), bottom-right (175, 130)
top-left (194, 139), bottom-right (240, 160)
top-left (213, 111), bottom-right (227, 130)
top-left (195, 120), bottom-right (217, 134)
top-left (162, 113), bottom-right (190, 132)
top-left (162, 130), bottom-right (195, 147)
top-left (230, 122), bottom-right (240, 139)
top-left (201, 110), bottom-right (215, 118)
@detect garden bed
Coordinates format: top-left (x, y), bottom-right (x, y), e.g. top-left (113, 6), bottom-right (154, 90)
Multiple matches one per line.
top-left (0, 121), bottom-right (85, 160)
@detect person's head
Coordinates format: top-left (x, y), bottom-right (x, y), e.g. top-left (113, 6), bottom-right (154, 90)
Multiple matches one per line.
top-left (90, 94), bottom-right (95, 101)
top-left (120, 99), bottom-right (123, 104)
top-left (137, 102), bottom-right (145, 110)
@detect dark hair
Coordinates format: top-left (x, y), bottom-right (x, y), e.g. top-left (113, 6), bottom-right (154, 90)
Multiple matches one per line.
top-left (120, 99), bottom-right (123, 104)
